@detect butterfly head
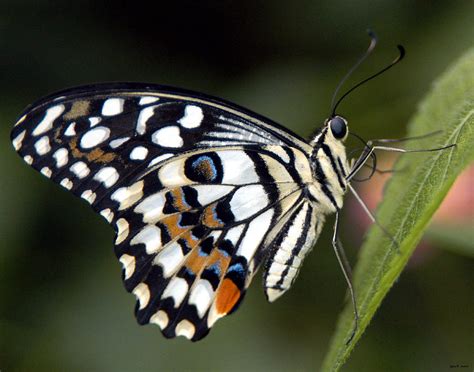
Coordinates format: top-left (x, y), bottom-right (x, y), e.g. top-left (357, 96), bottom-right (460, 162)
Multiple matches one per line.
top-left (327, 115), bottom-right (348, 141)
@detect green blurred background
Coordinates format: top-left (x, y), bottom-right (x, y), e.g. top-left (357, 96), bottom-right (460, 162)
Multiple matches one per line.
top-left (1, 1), bottom-right (472, 371)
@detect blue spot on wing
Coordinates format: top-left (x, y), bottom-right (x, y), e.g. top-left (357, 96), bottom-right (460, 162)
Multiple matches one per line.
top-left (227, 263), bottom-right (245, 276)
top-left (192, 155), bottom-right (217, 181)
top-left (208, 262), bottom-right (222, 277)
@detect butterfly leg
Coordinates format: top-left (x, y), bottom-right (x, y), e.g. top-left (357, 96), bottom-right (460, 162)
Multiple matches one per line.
top-left (347, 142), bottom-right (455, 184)
top-left (348, 184), bottom-right (399, 252)
top-left (332, 211), bottom-right (358, 345)
top-left (346, 134), bottom-right (455, 253)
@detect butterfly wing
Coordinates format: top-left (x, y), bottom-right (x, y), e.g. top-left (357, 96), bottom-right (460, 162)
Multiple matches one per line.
top-left (10, 83), bottom-right (315, 340)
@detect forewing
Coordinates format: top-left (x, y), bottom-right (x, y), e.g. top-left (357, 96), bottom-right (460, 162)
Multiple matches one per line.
top-left (11, 83), bottom-right (312, 214)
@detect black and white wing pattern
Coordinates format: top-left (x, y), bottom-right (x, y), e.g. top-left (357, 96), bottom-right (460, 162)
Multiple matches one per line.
top-left (11, 83), bottom-right (322, 340)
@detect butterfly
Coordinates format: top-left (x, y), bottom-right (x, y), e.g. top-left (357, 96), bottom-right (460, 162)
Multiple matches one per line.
top-left (11, 35), bottom-right (418, 342)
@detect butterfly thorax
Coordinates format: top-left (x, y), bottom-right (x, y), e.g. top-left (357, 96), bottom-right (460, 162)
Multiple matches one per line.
top-left (307, 125), bottom-right (350, 214)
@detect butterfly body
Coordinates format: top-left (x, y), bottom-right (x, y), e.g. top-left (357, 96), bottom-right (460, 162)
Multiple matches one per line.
top-left (11, 83), bottom-right (351, 341)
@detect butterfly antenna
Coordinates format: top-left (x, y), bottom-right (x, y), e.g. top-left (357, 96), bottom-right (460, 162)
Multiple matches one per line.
top-left (332, 44), bottom-right (405, 116)
top-left (330, 29), bottom-right (378, 117)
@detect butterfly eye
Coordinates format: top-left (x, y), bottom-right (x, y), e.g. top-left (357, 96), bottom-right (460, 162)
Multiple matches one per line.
top-left (329, 116), bottom-right (348, 139)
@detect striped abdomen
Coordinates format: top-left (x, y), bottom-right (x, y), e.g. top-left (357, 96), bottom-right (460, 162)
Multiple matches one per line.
top-left (263, 201), bottom-right (322, 302)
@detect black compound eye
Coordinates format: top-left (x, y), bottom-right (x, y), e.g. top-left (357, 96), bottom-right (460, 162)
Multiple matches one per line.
top-left (329, 116), bottom-right (347, 139)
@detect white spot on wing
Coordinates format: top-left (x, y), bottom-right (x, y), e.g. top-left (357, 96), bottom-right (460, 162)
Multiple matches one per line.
top-left (64, 122), bottom-right (76, 136)
top-left (81, 189), bottom-right (96, 204)
top-left (193, 185), bottom-right (234, 206)
top-left (34, 136), bottom-right (51, 155)
top-left (157, 158), bottom-right (188, 187)
top-left (129, 146), bottom-right (148, 160)
top-left (224, 225), bottom-right (245, 245)
top-left (88, 117), bottom-right (101, 126)
top-left (130, 225), bottom-right (162, 254)
top-left (178, 105), bottom-right (203, 129)
top-left (12, 130), bottom-right (26, 150)
top-left (139, 96), bottom-right (159, 105)
top-left (152, 126), bottom-right (183, 148)
top-left (148, 153), bottom-right (173, 167)
top-left (207, 303), bottom-right (224, 328)
top-left (24, 155), bottom-right (33, 164)
top-left (15, 114), bottom-right (27, 126)
top-left (119, 254), bottom-right (136, 280)
top-left (175, 319), bottom-right (195, 339)
top-left (134, 192), bottom-right (166, 224)
top-left (218, 151), bottom-right (259, 184)
top-left (70, 161), bottom-right (90, 179)
top-left (133, 283), bottom-right (150, 310)
top-left (93, 167), bottom-right (119, 188)
top-left (229, 185), bottom-right (269, 221)
top-left (102, 98), bottom-right (124, 116)
top-left (80, 126), bottom-right (110, 149)
top-left (162, 277), bottom-right (189, 307)
top-left (154, 241), bottom-right (184, 278)
top-left (189, 279), bottom-right (214, 318)
top-left (109, 137), bottom-right (130, 148)
top-left (136, 105), bottom-right (156, 135)
top-left (111, 181), bottom-right (144, 210)
top-left (53, 148), bottom-right (69, 168)
top-left (100, 208), bottom-right (114, 223)
top-left (32, 105), bottom-right (65, 136)
top-left (115, 218), bottom-right (129, 244)
top-left (60, 178), bottom-right (73, 190)
top-left (150, 310), bottom-right (169, 329)
top-left (40, 167), bottom-right (52, 178)
top-left (236, 208), bottom-right (274, 260)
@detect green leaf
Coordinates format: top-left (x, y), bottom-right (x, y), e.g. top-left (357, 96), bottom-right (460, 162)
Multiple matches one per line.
top-left (321, 48), bottom-right (474, 371)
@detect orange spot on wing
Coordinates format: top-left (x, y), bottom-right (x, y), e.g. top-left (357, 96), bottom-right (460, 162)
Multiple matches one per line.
top-left (161, 214), bottom-right (188, 240)
top-left (184, 241), bottom-right (231, 279)
top-left (69, 137), bottom-right (116, 163)
top-left (206, 249), bottom-right (230, 275)
top-left (181, 230), bottom-right (199, 249)
top-left (87, 148), bottom-right (116, 163)
top-left (170, 188), bottom-right (190, 212)
top-left (185, 249), bottom-right (209, 275)
top-left (215, 278), bottom-right (241, 315)
top-left (63, 100), bottom-right (91, 120)
top-left (201, 203), bottom-right (224, 228)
